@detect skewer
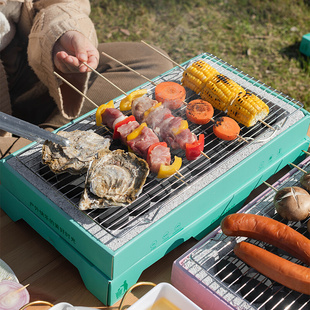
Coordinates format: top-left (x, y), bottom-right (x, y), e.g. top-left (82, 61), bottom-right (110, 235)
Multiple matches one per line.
top-left (4, 284), bottom-right (30, 299)
top-left (13, 284), bottom-right (30, 294)
top-left (54, 69), bottom-right (185, 180)
top-left (263, 181), bottom-right (278, 192)
top-left (141, 41), bottom-right (275, 131)
top-left (85, 60), bottom-right (210, 160)
top-left (289, 162), bottom-right (307, 174)
top-left (259, 119), bottom-right (275, 130)
top-left (208, 118), bottom-right (249, 144)
top-left (302, 150), bottom-right (310, 156)
top-left (176, 170), bottom-right (185, 178)
top-left (101, 51), bottom-right (157, 86)
top-left (83, 62), bottom-right (127, 96)
top-left (53, 71), bottom-right (98, 108)
top-left (141, 40), bottom-right (184, 70)
top-left (174, 173), bottom-right (188, 185)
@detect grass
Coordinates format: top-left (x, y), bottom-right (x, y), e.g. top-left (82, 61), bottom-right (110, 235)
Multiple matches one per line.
top-left (90, 0), bottom-right (310, 110)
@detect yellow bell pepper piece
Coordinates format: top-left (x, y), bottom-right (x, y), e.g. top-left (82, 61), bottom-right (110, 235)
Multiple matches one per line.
top-left (172, 120), bottom-right (188, 136)
top-left (157, 156), bottom-right (182, 179)
top-left (144, 102), bottom-right (162, 118)
top-left (126, 123), bottom-right (147, 142)
top-left (95, 100), bottom-right (114, 126)
top-left (120, 89), bottom-right (148, 111)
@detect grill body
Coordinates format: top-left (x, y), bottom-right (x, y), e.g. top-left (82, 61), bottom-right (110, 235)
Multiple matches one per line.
top-left (0, 53), bottom-right (309, 305)
top-left (171, 156), bottom-right (310, 310)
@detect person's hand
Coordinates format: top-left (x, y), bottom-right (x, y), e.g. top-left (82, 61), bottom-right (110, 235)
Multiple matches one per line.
top-left (53, 31), bottom-right (99, 74)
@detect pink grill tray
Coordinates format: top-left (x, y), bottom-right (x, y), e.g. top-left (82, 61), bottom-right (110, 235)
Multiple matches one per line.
top-left (171, 156), bottom-right (310, 310)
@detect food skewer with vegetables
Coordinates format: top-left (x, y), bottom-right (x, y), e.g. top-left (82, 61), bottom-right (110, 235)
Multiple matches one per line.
top-left (54, 70), bottom-right (183, 180)
top-left (99, 52), bottom-right (249, 144)
top-left (186, 99), bottom-right (248, 142)
top-left (96, 101), bottom-right (183, 179)
top-left (182, 59), bottom-right (273, 129)
top-left (140, 41), bottom-right (273, 130)
top-left (85, 60), bottom-right (209, 161)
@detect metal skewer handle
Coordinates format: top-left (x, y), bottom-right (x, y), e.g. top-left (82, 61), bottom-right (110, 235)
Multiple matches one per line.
top-left (0, 112), bottom-right (70, 147)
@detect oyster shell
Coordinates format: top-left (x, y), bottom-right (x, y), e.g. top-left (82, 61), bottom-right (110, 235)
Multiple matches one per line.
top-left (42, 130), bottom-right (111, 175)
top-left (79, 149), bottom-right (149, 210)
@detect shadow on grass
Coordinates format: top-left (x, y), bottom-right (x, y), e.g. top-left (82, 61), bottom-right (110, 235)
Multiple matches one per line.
top-left (280, 41), bottom-right (310, 73)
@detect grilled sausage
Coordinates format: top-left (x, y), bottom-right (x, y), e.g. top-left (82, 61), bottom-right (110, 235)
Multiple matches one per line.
top-left (221, 213), bottom-right (310, 265)
top-left (234, 241), bottom-right (310, 295)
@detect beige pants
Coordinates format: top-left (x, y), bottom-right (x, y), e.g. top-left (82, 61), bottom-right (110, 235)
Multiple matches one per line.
top-left (0, 42), bottom-right (173, 158)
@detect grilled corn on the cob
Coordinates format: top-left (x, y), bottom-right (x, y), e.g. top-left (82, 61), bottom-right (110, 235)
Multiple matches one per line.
top-left (200, 74), bottom-right (246, 111)
top-left (227, 92), bottom-right (269, 127)
top-left (181, 60), bottom-right (219, 94)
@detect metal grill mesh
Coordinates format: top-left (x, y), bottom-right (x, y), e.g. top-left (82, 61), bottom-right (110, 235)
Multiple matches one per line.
top-left (185, 160), bottom-right (310, 310)
top-left (13, 53), bottom-right (304, 238)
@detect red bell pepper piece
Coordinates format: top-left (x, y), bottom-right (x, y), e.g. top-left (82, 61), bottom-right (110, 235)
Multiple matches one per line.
top-left (146, 141), bottom-right (168, 163)
top-left (113, 115), bottom-right (136, 140)
top-left (185, 134), bottom-right (205, 160)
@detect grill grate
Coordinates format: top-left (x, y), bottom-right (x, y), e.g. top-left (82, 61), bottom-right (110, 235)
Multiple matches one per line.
top-left (12, 53), bottom-right (304, 240)
top-left (183, 161), bottom-right (310, 310)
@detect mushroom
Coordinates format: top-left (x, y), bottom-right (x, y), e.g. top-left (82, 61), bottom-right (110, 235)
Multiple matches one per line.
top-left (289, 162), bottom-right (310, 192)
top-left (300, 173), bottom-right (310, 192)
top-left (273, 186), bottom-right (310, 221)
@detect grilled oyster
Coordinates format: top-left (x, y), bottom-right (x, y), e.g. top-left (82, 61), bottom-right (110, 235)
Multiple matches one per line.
top-left (79, 149), bottom-right (149, 210)
top-left (42, 130), bottom-right (111, 175)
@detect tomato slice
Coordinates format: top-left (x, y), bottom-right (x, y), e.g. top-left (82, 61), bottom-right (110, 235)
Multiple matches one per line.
top-left (113, 115), bottom-right (136, 140)
top-left (185, 134), bottom-right (205, 160)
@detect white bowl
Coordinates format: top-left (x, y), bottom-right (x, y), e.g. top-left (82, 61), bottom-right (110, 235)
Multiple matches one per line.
top-left (128, 282), bottom-right (202, 310)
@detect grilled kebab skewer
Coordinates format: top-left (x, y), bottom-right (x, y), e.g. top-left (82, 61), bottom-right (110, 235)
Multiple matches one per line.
top-left (140, 41), bottom-right (274, 130)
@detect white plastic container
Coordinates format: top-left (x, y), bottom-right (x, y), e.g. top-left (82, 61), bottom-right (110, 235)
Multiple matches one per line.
top-left (127, 282), bottom-right (202, 310)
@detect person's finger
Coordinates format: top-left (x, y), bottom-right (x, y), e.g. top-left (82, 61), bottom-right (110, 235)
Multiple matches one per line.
top-left (55, 52), bottom-right (80, 73)
top-left (71, 34), bottom-right (88, 63)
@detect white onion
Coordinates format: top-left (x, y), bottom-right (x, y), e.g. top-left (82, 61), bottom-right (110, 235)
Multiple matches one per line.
top-left (0, 280), bottom-right (30, 310)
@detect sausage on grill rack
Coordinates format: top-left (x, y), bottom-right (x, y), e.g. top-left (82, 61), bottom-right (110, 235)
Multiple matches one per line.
top-left (221, 213), bottom-right (310, 265)
top-left (234, 241), bottom-right (310, 295)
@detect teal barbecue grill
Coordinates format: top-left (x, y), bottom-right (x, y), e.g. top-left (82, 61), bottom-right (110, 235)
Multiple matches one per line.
top-left (0, 53), bottom-right (309, 306)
